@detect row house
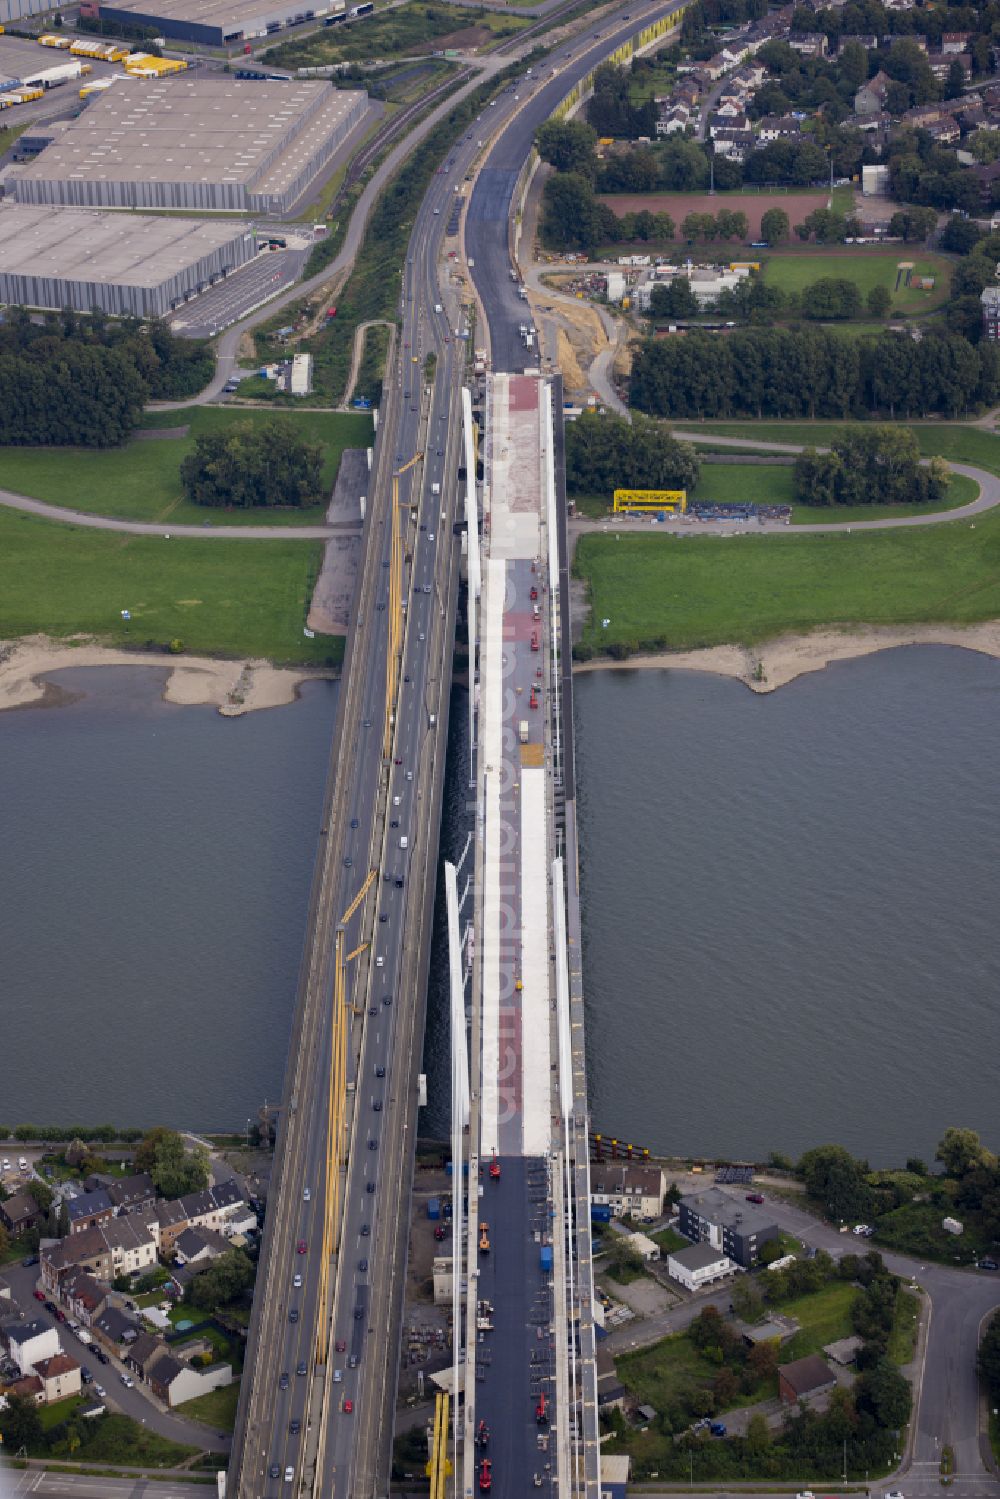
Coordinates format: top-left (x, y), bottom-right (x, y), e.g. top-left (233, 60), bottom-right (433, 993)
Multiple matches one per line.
top-left (41, 1216), bottom-right (156, 1292)
top-left (942, 31), bottom-right (973, 54)
top-left (854, 69), bottom-right (892, 116)
top-left (757, 113), bottom-right (804, 142)
top-left (125, 1328), bottom-right (232, 1409)
top-left (102, 1215), bottom-right (157, 1278)
top-left (656, 104), bottom-right (691, 136)
top-left (591, 1163), bottom-right (666, 1222)
top-left (711, 128), bottom-right (755, 161)
top-left (839, 33), bottom-right (880, 51)
top-left (710, 112), bottom-right (750, 137)
top-left (925, 116), bottom-right (961, 145)
top-left (67, 1188), bottom-right (115, 1236)
top-left (928, 52), bottom-right (973, 84)
top-left (61, 1268), bottom-right (108, 1328)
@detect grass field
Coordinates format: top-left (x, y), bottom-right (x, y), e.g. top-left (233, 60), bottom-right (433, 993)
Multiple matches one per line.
top-left (0, 408), bottom-right (372, 527)
top-left (761, 251), bottom-right (952, 314)
top-left (573, 498), bottom-right (1000, 653)
top-left (778, 1281), bottom-right (856, 1362)
top-left (685, 421), bottom-right (1000, 476)
top-left (0, 509), bottom-right (338, 665)
top-left (616, 1329), bottom-right (774, 1416)
top-left (263, 1), bottom-right (524, 66)
top-left (888, 1289), bottom-right (921, 1366)
top-left (181, 1379), bottom-right (241, 1431)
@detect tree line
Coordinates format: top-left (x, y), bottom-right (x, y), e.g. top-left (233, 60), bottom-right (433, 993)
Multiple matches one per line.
top-left (0, 308), bottom-right (213, 448)
top-left (793, 425), bottom-right (951, 507)
top-left (630, 328), bottom-right (1000, 421)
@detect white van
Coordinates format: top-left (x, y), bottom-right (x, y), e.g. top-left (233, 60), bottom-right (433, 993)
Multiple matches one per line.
top-left (400, 835), bottom-right (409, 850)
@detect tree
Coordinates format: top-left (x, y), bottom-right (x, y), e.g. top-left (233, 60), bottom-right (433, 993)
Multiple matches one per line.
top-left (967, 129), bottom-right (1000, 166)
top-left (798, 1144), bottom-right (873, 1221)
top-left (801, 276), bottom-right (863, 320)
top-left (187, 1247), bottom-right (255, 1310)
top-left (0, 1223), bottom-right (8, 1258)
top-left (731, 1277), bottom-right (765, 1323)
top-left (534, 119), bottom-right (597, 178)
top-left (867, 284), bottom-right (892, 319)
top-left (540, 172), bottom-right (610, 252)
top-left (941, 217), bottom-right (985, 255)
top-left (978, 1310), bottom-right (1000, 1401)
top-left (937, 1127), bottom-right (995, 1179)
top-left (760, 207), bottom-right (790, 246)
top-left (0, 1391), bottom-right (44, 1453)
top-left (180, 421), bottom-right (324, 510)
top-left (650, 278), bottom-right (699, 319)
top-left (565, 409), bottom-right (700, 498)
top-left (946, 60), bottom-right (967, 100)
top-left (135, 1127), bottom-right (209, 1198)
top-left (856, 1359), bottom-right (912, 1429)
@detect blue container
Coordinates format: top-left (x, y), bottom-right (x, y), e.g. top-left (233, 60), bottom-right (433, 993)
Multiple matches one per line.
top-left (540, 1245), bottom-right (553, 1272)
top-left (591, 1204), bottom-right (612, 1224)
top-left (427, 1198), bottom-right (440, 1221)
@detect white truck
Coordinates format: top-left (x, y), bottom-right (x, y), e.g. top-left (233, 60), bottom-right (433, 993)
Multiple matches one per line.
top-left (519, 720), bottom-right (529, 744)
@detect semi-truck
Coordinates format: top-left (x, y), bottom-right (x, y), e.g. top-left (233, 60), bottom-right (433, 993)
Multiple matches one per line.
top-left (518, 720), bottom-right (529, 743)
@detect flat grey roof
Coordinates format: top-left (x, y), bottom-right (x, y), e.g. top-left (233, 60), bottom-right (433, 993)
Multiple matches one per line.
top-left (0, 203), bottom-right (252, 287)
top-left (0, 35), bottom-right (56, 83)
top-left (680, 1186), bottom-right (776, 1235)
top-left (668, 1241), bottom-right (730, 1271)
top-left (16, 77), bottom-right (363, 193)
top-left (103, 0), bottom-right (329, 29)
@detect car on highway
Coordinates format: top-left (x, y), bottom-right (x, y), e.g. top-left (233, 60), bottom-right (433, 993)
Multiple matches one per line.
top-left (290, 1418), bottom-right (300, 1435)
top-left (296, 1240), bottom-right (307, 1254)
top-left (366, 1182), bottom-right (376, 1194)
top-left (369, 1005), bottom-right (378, 1016)
top-left (376, 955), bottom-right (384, 967)
top-left (279, 1372), bottom-right (290, 1390)
top-left (376, 1065), bottom-right (385, 1077)
top-left (360, 1223), bottom-right (370, 1236)
top-left (289, 1308), bottom-right (299, 1323)
top-left (344, 1399), bottom-right (354, 1414)
top-left (373, 1100), bottom-right (383, 1111)
top-left (270, 1464), bottom-right (281, 1480)
top-left (296, 1360), bottom-right (307, 1377)
top-left (884, 1490), bottom-right (904, 1499)
top-left (359, 1257), bottom-right (369, 1272)
top-left (293, 1273), bottom-right (302, 1288)
top-left (379, 913), bottom-right (388, 923)
top-left (285, 1469), bottom-right (295, 1484)
top-left (368, 1139), bottom-right (378, 1150)
top-left (336, 1339), bottom-right (346, 1353)
top-left (304, 1186), bottom-right (311, 1201)
top-left (382, 994), bottom-right (392, 1006)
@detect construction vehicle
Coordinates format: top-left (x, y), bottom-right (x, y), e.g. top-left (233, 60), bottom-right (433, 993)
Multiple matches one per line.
top-left (476, 1419), bottom-right (490, 1449)
top-left (479, 1457), bottom-right (493, 1492)
top-left (530, 585), bottom-right (538, 601)
top-left (479, 1222), bottom-right (490, 1254)
top-left (529, 687), bottom-right (538, 711)
top-left (433, 1223), bottom-right (445, 1241)
top-left (530, 632), bottom-right (539, 652)
top-left (489, 1152), bottom-right (500, 1180)
top-left (535, 1391), bottom-right (549, 1426)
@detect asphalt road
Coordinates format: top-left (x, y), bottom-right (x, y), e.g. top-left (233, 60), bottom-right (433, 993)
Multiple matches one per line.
top-left (169, 247), bottom-right (310, 339)
top-left (1, 1474), bottom-right (207, 1498)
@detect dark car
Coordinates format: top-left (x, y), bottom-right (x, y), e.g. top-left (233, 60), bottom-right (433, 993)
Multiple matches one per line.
top-left (366, 1182), bottom-right (375, 1194)
top-left (382, 994), bottom-right (392, 1006)
top-left (44, 1301), bottom-right (57, 1314)
top-left (354, 1306), bottom-right (364, 1320)
top-left (746, 1193), bottom-right (765, 1205)
top-left (81, 1368), bottom-right (93, 1384)
top-left (360, 1223), bottom-right (370, 1236)
top-left (375, 1065), bottom-right (385, 1078)
top-left (289, 1308), bottom-right (299, 1323)
top-left (21, 1255), bottom-right (38, 1268)
top-left (290, 1418), bottom-right (301, 1435)
top-left (369, 1005), bottom-right (378, 1017)
top-left (358, 1258), bottom-right (369, 1273)
top-left (270, 1463), bottom-right (281, 1480)
top-left (368, 1139), bottom-right (378, 1150)
top-left (373, 1100), bottom-right (383, 1112)
top-left (96, 1349), bottom-right (110, 1365)
top-left (279, 1372), bottom-right (290, 1390)
top-left (335, 1339), bottom-right (346, 1353)
top-left (978, 1258), bottom-right (999, 1271)
top-left (296, 1361), bottom-right (307, 1377)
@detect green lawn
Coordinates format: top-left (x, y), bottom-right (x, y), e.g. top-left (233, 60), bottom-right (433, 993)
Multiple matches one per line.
top-left (0, 509), bottom-right (340, 666)
top-left (874, 1201), bottom-right (988, 1265)
top-left (778, 1281), bottom-right (856, 1361)
top-left (888, 1289), bottom-right (921, 1366)
top-left (683, 421), bottom-right (1000, 477)
top-left (573, 498), bottom-right (1000, 653)
top-left (263, 0), bottom-right (525, 67)
top-left (180, 1379), bottom-right (241, 1431)
top-left (617, 1329), bottom-right (773, 1417)
top-left (761, 251), bottom-right (952, 313)
top-left (0, 408), bottom-right (373, 527)
top-left (652, 1226), bottom-right (687, 1254)
top-left (830, 184), bottom-right (855, 216)
top-left (74, 1414), bottom-right (199, 1467)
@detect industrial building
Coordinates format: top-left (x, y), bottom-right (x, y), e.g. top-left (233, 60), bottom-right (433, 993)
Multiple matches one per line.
top-left (13, 76), bottom-right (366, 213)
top-left (0, 202), bottom-right (256, 316)
top-left (0, 35), bottom-right (85, 90)
top-left (91, 0), bottom-right (340, 48)
top-left (0, 0), bottom-right (55, 24)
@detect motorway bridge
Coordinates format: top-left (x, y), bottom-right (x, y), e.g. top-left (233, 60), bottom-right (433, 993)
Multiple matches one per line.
top-left (226, 3), bottom-right (687, 1496)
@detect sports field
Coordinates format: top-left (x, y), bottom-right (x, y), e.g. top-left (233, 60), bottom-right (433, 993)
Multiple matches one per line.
top-left (761, 251), bottom-right (952, 313)
top-left (599, 190), bottom-right (827, 240)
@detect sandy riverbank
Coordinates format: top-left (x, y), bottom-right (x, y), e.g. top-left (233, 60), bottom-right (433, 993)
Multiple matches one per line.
top-left (572, 622), bottom-right (1000, 693)
top-left (0, 636), bottom-right (335, 716)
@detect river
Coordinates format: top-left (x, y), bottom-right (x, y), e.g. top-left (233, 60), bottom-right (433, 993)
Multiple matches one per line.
top-left (3, 648), bottom-right (997, 1165)
top-left (574, 646), bottom-right (1000, 1167)
top-left (0, 666), bottom-right (337, 1131)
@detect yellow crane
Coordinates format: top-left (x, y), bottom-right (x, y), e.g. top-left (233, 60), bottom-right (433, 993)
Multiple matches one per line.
top-left (424, 1392), bottom-right (452, 1499)
top-left (315, 869), bottom-right (375, 1366)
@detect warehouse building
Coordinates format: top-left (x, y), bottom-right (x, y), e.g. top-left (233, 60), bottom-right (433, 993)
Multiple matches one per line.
top-left (0, 0), bottom-right (55, 23)
top-left (0, 202), bottom-right (256, 317)
top-left (13, 76), bottom-right (367, 213)
top-left (91, 0), bottom-right (338, 47)
top-left (0, 35), bottom-right (85, 90)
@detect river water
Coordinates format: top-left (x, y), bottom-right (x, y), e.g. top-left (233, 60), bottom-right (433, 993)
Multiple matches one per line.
top-left (3, 648), bottom-right (997, 1165)
top-left (574, 647), bottom-right (1000, 1167)
top-left (0, 666), bottom-right (337, 1130)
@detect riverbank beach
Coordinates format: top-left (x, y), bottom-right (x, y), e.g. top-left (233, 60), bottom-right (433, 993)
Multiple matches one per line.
top-left (0, 636), bottom-right (334, 716)
top-left (573, 621), bottom-right (1000, 693)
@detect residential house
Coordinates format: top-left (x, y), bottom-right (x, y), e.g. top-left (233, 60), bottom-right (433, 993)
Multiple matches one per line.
top-left (1, 1319), bottom-right (61, 1377)
top-left (928, 52), bottom-right (972, 85)
top-left (980, 285), bottom-right (1000, 339)
top-left (0, 1190), bottom-right (41, 1236)
top-left (92, 1304), bottom-right (138, 1354)
top-left (942, 32), bottom-right (973, 54)
top-left (173, 1226), bottom-right (230, 1267)
top-left (778, 1353), bottom-right (837, 1405)
top-left (219, 1202), bottom-right (257, 1239)
top-left (712, 129), bottom-right (755, 160)
top-left (714, 97), bottom-right (748, 120)
top-left (101, 1216), bottom-right (157, 1279)
top-left (9, 1373), bottom-right (44, 1403)
top-left (840, 33), bottom-right (879, 51)
top-left (34, 1352), bottom-right (82, 1404)
top-left (61, 1269), bottom-right (108, 1327)
top-left (666, 1242), bottom-right (738, 1292)
top-left (711, 112), bottom-right (750, 138)
top-left (125, 1329), bottom-right (169, 1380)
top-left (107, 1173), bottom-right (156, 1215)
top-left (732, 61), bottom-right (766, 89)
top-left (788, 32), bottom-right (827, 57)
top-left (677, 1186), bottom-right (779, 1269)
top-left (699, 55), bottom-right (728, 81)
top-left (152, 1199), bottom-right (190, 1254)
top-left (974, 160), bottom-right (1000, 205)
top-left (147, 1351), bottom-right (232, 1408)
top-left (657, 104), bottom-right (690, 136)
top-left (854, 69), bottom-right (891, 116)
top-left (66, 1188), bottom-right (114, 1236)
top-left (41, 1226), bottom-right (112, 1293)
top-left (674, 78), bottom-right (702, 109)
top-left (959, 104), bottom-right (987, 132)
top-left (590, 1163), bottom-right (666, 1222)
top-left (757, 113), bottom-right (804, 141)
top-left (854, 109), bottom-right (892, 134)
top-left (925, 116), bottom-right (961, 145)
